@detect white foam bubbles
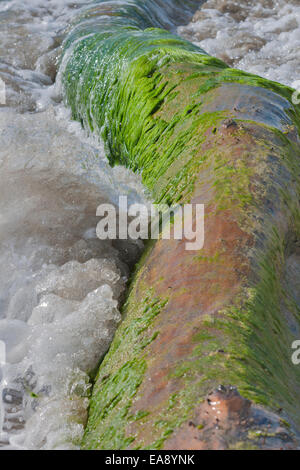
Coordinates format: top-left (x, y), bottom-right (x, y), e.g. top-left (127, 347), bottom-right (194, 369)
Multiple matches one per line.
top-left (178, 0), bottom-right (300, 87)
top-left (0, 105), bottom-right (147, 449)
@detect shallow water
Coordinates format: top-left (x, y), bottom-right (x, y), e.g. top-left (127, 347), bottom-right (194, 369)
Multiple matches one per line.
top-left (178, 0), bottom-right (300, 88)
top-left (0, 0), bottom-right (299, 450)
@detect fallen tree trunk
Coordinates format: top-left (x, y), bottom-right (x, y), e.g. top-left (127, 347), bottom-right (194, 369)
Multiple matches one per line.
top-left (61, 0), bottom-right (300, 449)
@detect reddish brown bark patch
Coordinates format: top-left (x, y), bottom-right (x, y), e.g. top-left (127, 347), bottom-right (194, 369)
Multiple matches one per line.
top-left (164, 386), bottom-right (299, 450)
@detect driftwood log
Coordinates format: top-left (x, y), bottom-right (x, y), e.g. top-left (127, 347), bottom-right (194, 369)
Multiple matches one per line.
top-left (61, 0), bottom-right (300, 449)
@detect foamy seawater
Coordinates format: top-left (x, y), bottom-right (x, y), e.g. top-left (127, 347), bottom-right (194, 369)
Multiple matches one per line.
top-left (178, 0), bottom-right (300, 88)
top-left (0, 106), bottom-right (147, 449)
top-left (0, 0), bottom-right (299, 450)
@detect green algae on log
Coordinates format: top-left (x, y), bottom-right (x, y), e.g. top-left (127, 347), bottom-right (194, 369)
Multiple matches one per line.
top-left (61, 0), bottom-right (300, 450)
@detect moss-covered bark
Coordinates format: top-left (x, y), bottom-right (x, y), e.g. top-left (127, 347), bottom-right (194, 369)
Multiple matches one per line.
top-left (61, 0), bottom-right (300, 449)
